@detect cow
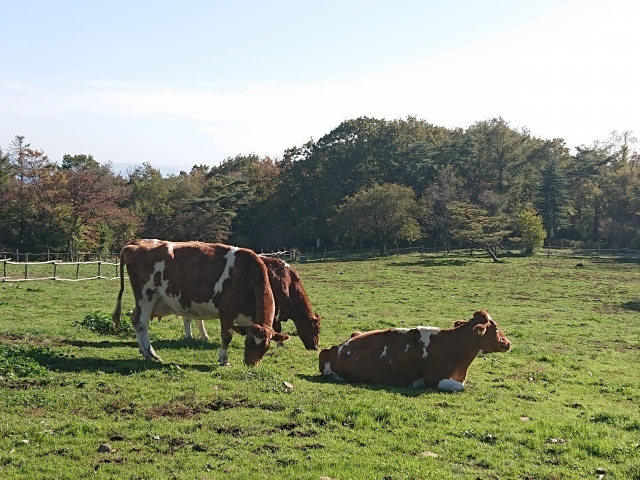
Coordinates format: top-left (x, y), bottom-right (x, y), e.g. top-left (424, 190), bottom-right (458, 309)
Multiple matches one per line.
top-left (112, 240), bottom-right (290, 366)
top-left (319, 310), bottom-right (511, 392)
top-left (182, 256), bottom-right (321, 350)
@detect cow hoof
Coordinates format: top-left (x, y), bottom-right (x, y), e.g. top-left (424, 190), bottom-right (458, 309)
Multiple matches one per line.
top-left (219, 362), bottom-right (231, 367)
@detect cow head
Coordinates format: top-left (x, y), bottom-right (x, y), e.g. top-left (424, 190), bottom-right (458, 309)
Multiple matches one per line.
top-left (468, 310), bottom-right (511, 353)
top-left (293, 313), bottom-right (321, 350)
top-left (244, 324), bottom-right (291, 366)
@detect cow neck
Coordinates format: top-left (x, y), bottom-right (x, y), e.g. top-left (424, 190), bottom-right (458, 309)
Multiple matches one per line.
top-left (439, 328), bottom-right (482, 378)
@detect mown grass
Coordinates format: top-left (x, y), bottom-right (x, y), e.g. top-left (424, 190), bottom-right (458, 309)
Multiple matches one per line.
top-left (0, 252), bottom-right (639, 479)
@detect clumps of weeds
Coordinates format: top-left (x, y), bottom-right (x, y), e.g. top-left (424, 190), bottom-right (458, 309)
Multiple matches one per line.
top-left (73, 311), bottom-right (135, 338)
top-left (0, 344), bottom-right (52, 378)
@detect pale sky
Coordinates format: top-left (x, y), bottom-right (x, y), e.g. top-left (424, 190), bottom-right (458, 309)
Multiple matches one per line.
top-left (1, 0), bottom-right (638, 176)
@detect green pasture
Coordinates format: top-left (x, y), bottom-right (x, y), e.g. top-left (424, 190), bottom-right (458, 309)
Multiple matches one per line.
top-left (0, 253), bottom-right (639, 479)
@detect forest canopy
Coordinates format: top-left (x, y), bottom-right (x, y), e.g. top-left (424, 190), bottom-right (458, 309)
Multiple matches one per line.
top-left (1, 117), bottom-right (638, 254)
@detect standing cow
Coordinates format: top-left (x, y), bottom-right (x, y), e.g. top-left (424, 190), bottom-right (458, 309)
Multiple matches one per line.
top-left (183, 256), bottom-right (321, 349)
top-left (112, 240), bottom-right (289, 366)
top-left (319, 310), bottom-right (511, 391)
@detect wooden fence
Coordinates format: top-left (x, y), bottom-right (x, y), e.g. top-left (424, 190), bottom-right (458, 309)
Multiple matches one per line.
top-left (3, 244), bottom-right (639, 283)
top-left (1, 259), bottom-right (120, 282)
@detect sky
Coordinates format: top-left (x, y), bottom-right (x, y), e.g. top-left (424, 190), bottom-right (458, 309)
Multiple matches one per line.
top-left (1, 0), bottom-right (638, 176)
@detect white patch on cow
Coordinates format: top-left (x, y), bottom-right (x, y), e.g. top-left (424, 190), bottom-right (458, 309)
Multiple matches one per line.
top-left (416, 326), bottom-right (440, 358)
top-left (405, 344), bottom-right (410, 353)
top-left (437, 378), bottom-right (465, 392)
top-left (139, 260), bottom-right (169, 317)
top-left (347, 351), bottom-right (351, 355)
top-left (337, 339), bottom-right (352, 356)
top-left (166, 241), bottom-right (175, 257)
top-left (412, 378), bottom-right (425, 388)
top-left (233, 314), bottom-right (254, 327)
top-left (323, 361), bottom-right (333, 375)
top-left (254, 336), bottom-right (264, 345)
top-left (283, 261), bottom-right (290, 268)
top-left (323, 362), bottom-right (344, 381)
top-left (214, 247), bottom-right (239, 295)
top-left (218, 348), bottom-right (230, 366)
top-left (485, 313), bottom-right (493, 321)
top-left (274, 309), bottom-right (281, 322)
top-left (380, 346), bottom-right (388, 358)
top-left (390, 328), bottom-right (411, 334)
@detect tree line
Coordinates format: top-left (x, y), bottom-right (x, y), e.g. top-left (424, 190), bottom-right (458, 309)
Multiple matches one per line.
top-left (1, 117), bottom-right (638, 255)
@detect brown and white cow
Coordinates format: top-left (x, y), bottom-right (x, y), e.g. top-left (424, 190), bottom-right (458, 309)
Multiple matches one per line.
top-left (112, 240), bottom-right (290, 366)
top-left (319, 310), bottom-right (511, 392)
top-left (183, 256), bottom-right (321, 350)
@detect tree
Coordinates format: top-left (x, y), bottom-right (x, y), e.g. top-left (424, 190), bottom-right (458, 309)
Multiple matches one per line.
top-left (422, 165), bottom-right (466, 251)
top-left (538, 142), bottom-right (571, 243)
top-left (329, 183), bottom-right (421, 255)
top-left (448, 202), bottom-right (512, 262)
top-left (62, 153), bottom-right (100, 171)
top-left (56, 161), bottom-right (132, 254)
top-left (514, 207), bottom-right (546, 253)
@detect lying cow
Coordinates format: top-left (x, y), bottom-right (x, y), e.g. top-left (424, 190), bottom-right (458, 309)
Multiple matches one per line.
top-left (112, 240), bottom-right (289, 366)
top-left (182, 256), bottom-right (321, 349)
top-left (319, 310), bottom-right (511, 391)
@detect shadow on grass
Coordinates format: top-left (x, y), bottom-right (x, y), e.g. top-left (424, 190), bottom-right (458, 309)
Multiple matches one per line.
top-left (63, 337), bottom-right (222, 351)
top-left (29, 348), bottom-right (216, 375)
top-left (621, 300), bottom-right (640, 311)
top-left (388, 258), bottom-right (471, 268)
top-left (298, 373), bottom-right (445, 397)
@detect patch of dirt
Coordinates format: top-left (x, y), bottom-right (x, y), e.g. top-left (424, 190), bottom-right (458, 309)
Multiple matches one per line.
top-left (0, 333), bottom-right (65, 347)
top-left (295, 443), bottom-right (325, 450)
top-left (0, 379), bottom-right (49, 390)
top-left (104, 400), bottom-right (137, 416)
top-left (215, 426), bottom-right (245, 436)
top-left (145, 396), bottom-right (284, 419)
top-left (254, 444), bottom-right (280, 453)
top-left (93, 458), bottom-right (124, 471)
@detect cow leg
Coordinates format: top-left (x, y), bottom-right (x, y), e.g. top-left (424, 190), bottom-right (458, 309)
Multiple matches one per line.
top-left (183, 316), bottom-right (193, 338)
top-left (195, 319), bottom-right (210, 340)
top-left (218, 319), bottom-right (233, 366)
top-left (131, 304), bottom-right (163, 362)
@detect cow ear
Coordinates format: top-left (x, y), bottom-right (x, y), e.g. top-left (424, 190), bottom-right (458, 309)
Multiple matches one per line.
top-left (473, 324), bottom-right (488, 336)
top-left (272, 332), bottom-right (290, 343)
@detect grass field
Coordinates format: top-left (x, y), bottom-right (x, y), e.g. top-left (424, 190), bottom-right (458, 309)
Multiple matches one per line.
top-left (1, 252), bottom-right (639, 479)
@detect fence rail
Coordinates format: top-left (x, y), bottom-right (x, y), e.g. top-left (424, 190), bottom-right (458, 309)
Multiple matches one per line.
top-left (1, 259), bottom-right (120, 282)
top-left (3, 244), bottom-right (639, 282)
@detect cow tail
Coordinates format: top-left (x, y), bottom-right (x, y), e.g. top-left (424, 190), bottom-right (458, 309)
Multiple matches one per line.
top-left (112, 251), bottom-right (125, 331)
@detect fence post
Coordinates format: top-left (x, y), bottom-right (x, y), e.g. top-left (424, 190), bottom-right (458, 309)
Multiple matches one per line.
top-left (76, 263), bottom-right (80, 280)
top-left (2, 259), bottom-right (6, 280)
top-left (24, 262), bottom-right (28, 280)
top-left (98, 262), bottom-right (102, 278)
top-left (53, 262), bottom-right (57, 279)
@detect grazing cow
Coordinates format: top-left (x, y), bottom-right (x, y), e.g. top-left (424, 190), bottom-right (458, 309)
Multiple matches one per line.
top-left (319, 310), bottom-right (511, 392)
top-left (183, 256), bottom-right (321, 349)
top-left (112, 240), bottom-right (290, 366)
